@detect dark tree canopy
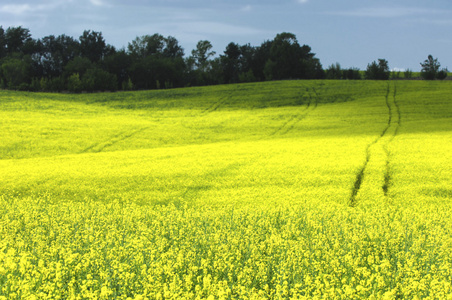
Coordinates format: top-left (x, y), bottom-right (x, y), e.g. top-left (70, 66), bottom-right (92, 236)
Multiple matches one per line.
top-left (420, 55), bottom-right (448, 80)
top-left (191, 40), bottom-right (216, 72)
top-left (39, 34), bottom-right (80, 77)
top-left (2, 26), bottom-right (416, 93)
top-left (265, 32), bottom-right (321, 80)
top-left (4, 26), bottom-right (32, 55)
top-left (79, 30), bottom-right (109, 62)
top-left (365, 59), bottom-right (390, 80)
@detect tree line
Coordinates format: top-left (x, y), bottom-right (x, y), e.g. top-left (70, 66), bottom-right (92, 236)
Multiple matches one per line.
top-left (0, 26), bottom-right (449, 92)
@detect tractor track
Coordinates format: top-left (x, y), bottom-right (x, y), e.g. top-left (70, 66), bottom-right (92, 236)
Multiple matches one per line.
top-left (382, 83), bottom-right (401, 196)
top-left (349, 84), bottom-right (397, 206)
top-left (202, 97), bottom-right (228, 114)
top-left (80, 127), bottom-right (149, 154)
top-left (201, 87), bottom-right (241, 115)
top-left (270, 88), bottom-right (317, 136)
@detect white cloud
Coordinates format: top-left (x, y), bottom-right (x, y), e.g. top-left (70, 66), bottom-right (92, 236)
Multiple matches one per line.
top-left (326, 7), bottom-right (447, 18)
top-left (0, 1), bottom-right (75, 16)
top-left (170, 21), bottom-right (266, 37)
top-left (90, 0), bottom-right (106, 6)
top-left (0, 4), bottom-right (32, 15)
top-left (240, 5), bottom-right (252, 12)
top-left (391, 67), bottom-right (405, 72)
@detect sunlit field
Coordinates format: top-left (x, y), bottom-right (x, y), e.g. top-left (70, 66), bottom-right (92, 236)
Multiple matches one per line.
top-left (1, 80), bottom-right (451, 299)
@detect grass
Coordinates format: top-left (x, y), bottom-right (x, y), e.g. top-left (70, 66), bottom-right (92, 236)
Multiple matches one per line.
top-left (1, 80), bottom-right (452, 299)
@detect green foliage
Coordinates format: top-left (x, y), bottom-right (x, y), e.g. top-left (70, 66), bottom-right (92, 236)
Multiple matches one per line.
top-left (122, 77), bottom-right (134, 91)
top-left (420, 55), bottom-right (448, 80)
top-left (47, 76), bottom-right (65, 92)
top-left (82, 68), bottom-right (117, 92)
top-left (79, 30), bottom-right (107, 62)
top-left (343, 67), bottom-right (361, 80)
top-left (64, 56), bottom-right (93, 78)
top-left (40, 34), bottom-right (80, 78)
top-left (263, 59), bottom-right (276, 81)
top-left (265, 32), bottom-right (323, 80)
top-left (238, 69), bottom-right (256, 83)
top-left (3, 26), bottom-right (32, 54)
top-left (190, 40), bottom-right (216, 72)
top-left (365, 59), bottom-right (390, 80)
top-left (40, 77), bottom-right (49, 91)
top-left (404, 69), bottom-right (413, 79)
top-left (67, 73), bottom-right (83, 93)
top-left (420, 55), bottom-right (439, 80)
top-left (128, 34), bottom-right (184, 59)
top-left (221, 42), bottom-right (241, 83)
top-left (30, 77), bottom-right (41, 91)
top-left (437, 68), bottom-right (448, 80)
top-left (0, 26), bottom-right (5, 59)
top-left (326, 63), bottom-right (342, 79)
top-left (1, 57), bottom-right (30, 89)
top-left (2, 25), bottom-right (446, 95)
top-left (390, 71), bottom-right (401, 79)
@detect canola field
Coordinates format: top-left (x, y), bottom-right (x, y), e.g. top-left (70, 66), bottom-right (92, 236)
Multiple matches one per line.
top-left (0, 80), bottom-right (452, 299)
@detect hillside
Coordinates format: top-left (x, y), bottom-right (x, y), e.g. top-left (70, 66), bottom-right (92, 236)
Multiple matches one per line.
top-left (1, 80), bottom-right (452, 299)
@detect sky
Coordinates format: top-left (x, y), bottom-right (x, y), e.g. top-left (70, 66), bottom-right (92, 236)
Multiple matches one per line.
top-left (1, 0), bottom-right (451, 71)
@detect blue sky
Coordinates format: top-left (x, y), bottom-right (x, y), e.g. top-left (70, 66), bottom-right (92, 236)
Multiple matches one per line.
top-left (1, 0), bottom-right (451, 71)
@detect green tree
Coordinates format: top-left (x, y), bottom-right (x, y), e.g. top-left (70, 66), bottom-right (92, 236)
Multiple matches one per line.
top-left (420, 55), bottom-right (448, 80)
top-left (79, 30), bottom-right (108, 62)
top-left (162, 36), bottom-right (184, 59)
top-left (437, 68), bottom-right (448, 80)
top-left (221, 42), bottom-right (241, 83)
top-left (82, 68), bottom-right (117, 92)
top-left (128, 34), bottom-right (165, 58)
top-left (102, 49), bottom-right (131, 90)
top-left (64, 56), bottom-right (93, 78)
top-left (365, 59), bottom-right (390, 80)
top-left (326, 63), bottom-right (343, 79)
top-left (191, 40), bottom-right (216, 72)
top-left (1, 57), bottom-right (30, 89)
top-left (127, 34), bottom-right (184, 59)
top-left (0, 26), bottom-right (6, 58)
top-left (67, 73), bottom-right (83, 93)
top-left (404, 69), bottom-right (413, 79)
top-left (4, 26), bottom-right (32, 55)
top-left (251, 40), bottom-right (272, 81)
top-left (420, 55), bottom-right (439, 80)
top-left (343, 68), bottom-right (361, 80)
top-left (39, 34), bottom-right (80, 77)
top-left (122, 77), bottom-right (134, 91)
top-left (264, 32), bottom-right (323, 80)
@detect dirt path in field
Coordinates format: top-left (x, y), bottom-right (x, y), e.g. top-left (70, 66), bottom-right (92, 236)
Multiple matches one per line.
top-left (349, 83), bottom-right (400, 206)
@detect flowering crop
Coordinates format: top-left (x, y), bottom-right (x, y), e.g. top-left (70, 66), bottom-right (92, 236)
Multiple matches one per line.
top-left (0, 80), bottom-right (451, 299)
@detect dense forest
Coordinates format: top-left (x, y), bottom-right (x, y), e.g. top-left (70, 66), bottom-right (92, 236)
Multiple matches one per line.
top-left (0, 26), bottom-right (448, 92)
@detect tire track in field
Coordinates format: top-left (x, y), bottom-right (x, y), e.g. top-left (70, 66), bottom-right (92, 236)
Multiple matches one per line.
top-left (349, 84), bottom-right (393, 206)
top-left (382, 83), bottom-right (401, 196)
top-left (270, 87), bottom-right (317, 136)
top-left (280, 90), bottom-right (318, 135)
top-left (202, 96), bottom-right (228, 114)
top-left (163, 160), bottom-right (254, 208)
top-left (80, 127), bottom-right (149, 154)
top-left (270, 91), bottom-right (309, 136)
top-left (201, 87), bottom-right (241, 115)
